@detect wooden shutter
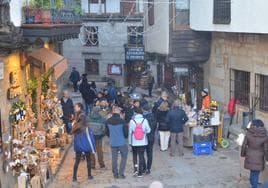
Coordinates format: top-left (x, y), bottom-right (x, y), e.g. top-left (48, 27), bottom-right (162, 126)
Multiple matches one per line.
top-left (148, 0), bottom-right (154, 25)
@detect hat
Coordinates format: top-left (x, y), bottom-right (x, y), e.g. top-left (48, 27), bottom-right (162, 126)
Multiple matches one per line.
top-left (202, 88), bottom-right (209, 94)
top-left (251, 119), bottom-right (264, 128)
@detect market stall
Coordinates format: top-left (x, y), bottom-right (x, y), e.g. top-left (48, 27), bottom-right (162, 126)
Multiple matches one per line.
top-left (4, 48), bottom-right (71, 187)
top-left (181, 97), bottom-right (222, 155)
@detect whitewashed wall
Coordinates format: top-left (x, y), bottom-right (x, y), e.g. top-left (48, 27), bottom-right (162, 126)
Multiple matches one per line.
top-left (144, 0), bottom-right (169, 55)
top-left (190, 0), bottom-right (268, 34)
top-left (10, 0), bottom-right (24, 27)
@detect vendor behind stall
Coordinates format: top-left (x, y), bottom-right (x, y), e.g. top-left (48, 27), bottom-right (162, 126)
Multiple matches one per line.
top-left (201, 88), bottom-right (211, 110)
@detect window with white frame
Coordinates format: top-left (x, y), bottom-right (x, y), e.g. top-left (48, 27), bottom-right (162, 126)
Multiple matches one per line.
top-left (175, 0), bottom-right (190, 25)
top-left (88, 0), bottom-right (120, 14)
top-left (84, 26), bottom-right (99, 46)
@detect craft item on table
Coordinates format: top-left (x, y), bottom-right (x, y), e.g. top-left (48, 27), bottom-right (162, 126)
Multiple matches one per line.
top-left (199, 110), bottom-right (212, 126)
top-left (31, 175), bottom-right (42, 188)
top-left (18, 174), bottom-right (27, 188)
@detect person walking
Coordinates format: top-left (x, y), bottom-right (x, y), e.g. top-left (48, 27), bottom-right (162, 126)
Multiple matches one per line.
top-left (106, 107), bottom-right (128, 179)
top-left (79, 76), bottom-right (96, 115)
top-left (166, 100), bottom-right (188, 157)
top-left (142, 104), bottom-right (157, 174)
top-left (60, 90), bottom-right (74, 134)
top-left (156, 101), bottom-right (170, 151)
top-left (89, 108), bottom-right (106, 169)
top-left (241, 119), bottom-right (268, 188)
top-left (72, 103), bottom-right (96, 183)
top-left (129, 107), bottom-right (151, 178)
top-left (69, 67), bottom-right (80, 92)
top-left (106, 82), bottom-right (118, 104)
top-left (147, 71), bottom-right (155, 97)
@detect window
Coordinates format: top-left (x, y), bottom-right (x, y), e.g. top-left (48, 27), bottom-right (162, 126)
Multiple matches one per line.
top-left (89, 0), bottom-right (120, 14)
top-left (127, 26), bottom-right (143, 45)
top-left (84, 26), bottom-right (98, 46)
top-left (213, 0), bottom-right (231, 24)
top-left (85, 59), bottom-right (99, 75)
top-left (175, 0), bottom-right (189, 25)
top-left (256, 74), bottom-right (268, 112)
top-left (148, 0), bottom-right (154, 26)
top-left (230, 69), bottom-right (250, 106)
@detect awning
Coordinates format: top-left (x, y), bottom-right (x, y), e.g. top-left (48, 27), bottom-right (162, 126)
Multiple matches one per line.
top-left (28, 48), bottom-right (68, 80)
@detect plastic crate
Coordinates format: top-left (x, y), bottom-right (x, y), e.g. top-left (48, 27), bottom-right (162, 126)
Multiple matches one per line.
top-left (193, 141), bottom-right (213, 156)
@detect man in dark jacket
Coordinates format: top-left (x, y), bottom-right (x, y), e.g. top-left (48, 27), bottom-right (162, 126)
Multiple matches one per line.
top-left (166, 100), bottom-right (188, 157)
top-left (61, 90), bottom-right (74, 134)
top-left (69, 67), bottom-right (80, 92)
top-left (143, 104), bottom-right (157, 174)
top-left (106, 82), bottom-right (118, 104)
top-left (241, 119), bottom-right (268, 188)
top-left (89, 109), bottom-right (106, 169)
top-left (79, 76), bottom-right (96, 115)
top-left (106, 107), bottom-right (128, 179)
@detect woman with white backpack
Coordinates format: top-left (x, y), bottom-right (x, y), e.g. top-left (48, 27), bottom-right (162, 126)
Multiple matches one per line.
top-left (129, 107), bottom-right (151, 178)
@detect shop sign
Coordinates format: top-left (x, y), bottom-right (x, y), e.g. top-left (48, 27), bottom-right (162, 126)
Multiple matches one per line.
top-left (107, 64), bottom-right (122, 75)
top-left (125, 47), bottom-right (145, 61)
top-left (0, 62), bottom-right (3, 80)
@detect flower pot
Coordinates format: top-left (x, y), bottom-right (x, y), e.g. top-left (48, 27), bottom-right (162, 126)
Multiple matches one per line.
top-left (40, 9), bottom-right (52, 23)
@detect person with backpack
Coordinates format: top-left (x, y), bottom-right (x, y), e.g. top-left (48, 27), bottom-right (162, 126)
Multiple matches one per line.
top-left (142, 104), bottom-right (157, 174)
top-left (72, 103), bottom-right (96, 183)
top-left (89, 108), bottom-right (106, 169)
top-left (129, 107), bottom-right (151, 178)
top-left (166, 100), bottom-right (188, 157)
top-left (79, 75), bottom-right (96, 115)
top-left (106, 106), bottom-right (128, 179)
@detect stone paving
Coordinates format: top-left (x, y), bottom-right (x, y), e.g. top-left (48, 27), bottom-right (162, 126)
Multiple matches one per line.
top-left (49, 137), bottom-right (250, 188)
top-left (48, 90), bottom-right (251, 188)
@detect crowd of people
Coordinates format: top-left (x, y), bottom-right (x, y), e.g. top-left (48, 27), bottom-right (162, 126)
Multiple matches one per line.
top-left (67, 68), bottom-right (268, 188)
top-left (62, 71), bottom-right (190, 184)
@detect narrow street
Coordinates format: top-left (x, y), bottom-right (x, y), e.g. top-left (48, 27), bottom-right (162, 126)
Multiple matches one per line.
top-left (50, 137), bottom-right (242, 188)
top-left (49, 92), bottom-right (245, 188)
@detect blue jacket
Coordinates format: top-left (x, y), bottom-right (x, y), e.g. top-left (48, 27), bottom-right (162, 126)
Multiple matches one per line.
top-left (74, 128), bottom-right (96, 153)
top-left (129, 114), bottom-right (151, 146)
top-left (69, 70), bottom-right (80, 82)
top-left (106, 114), bottom-right (128, 147)
top-left (166, 107), bottom-right (188, 133)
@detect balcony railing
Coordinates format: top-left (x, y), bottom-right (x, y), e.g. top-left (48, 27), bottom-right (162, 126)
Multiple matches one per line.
top-left (23, 8), bottom-right (80, 24)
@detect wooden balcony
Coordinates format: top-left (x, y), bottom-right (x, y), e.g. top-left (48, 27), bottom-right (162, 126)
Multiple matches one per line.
top-left (21, 8), bottom-right (81, 43)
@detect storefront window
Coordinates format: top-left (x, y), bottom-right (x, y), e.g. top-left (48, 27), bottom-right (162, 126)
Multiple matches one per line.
top-left (256, 74), bottom-right (268, 112)
top-left (175, 0), bottom-right (189, 25)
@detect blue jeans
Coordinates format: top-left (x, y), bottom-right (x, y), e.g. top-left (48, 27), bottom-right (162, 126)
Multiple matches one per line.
top-left (250, 170), bottom-right (260, 188)
top-left (85, 103), bottom-right (93, 115)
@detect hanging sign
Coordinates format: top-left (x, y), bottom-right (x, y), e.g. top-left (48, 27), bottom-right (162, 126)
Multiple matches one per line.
top-left (0, 62), bottom-right (3, 80)
top-left (125, 47), bottom-right (145, 61)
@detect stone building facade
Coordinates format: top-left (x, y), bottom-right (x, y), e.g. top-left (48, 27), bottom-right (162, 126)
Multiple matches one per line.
top-left (203, 32), bottom-right (268, 126)
top-left (63, 19), bottom-right (143, 87)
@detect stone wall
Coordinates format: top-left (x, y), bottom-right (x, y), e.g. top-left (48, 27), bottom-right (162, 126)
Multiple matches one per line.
top-left (204, 32), bottom-right (268, 126)
top-left (63, 21), bottom-right (143, 87)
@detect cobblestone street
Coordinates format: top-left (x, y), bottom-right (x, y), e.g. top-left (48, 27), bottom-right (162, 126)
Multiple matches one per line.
top-left (49, 137), bottom-right (246, 188)
top-left (47, 91), bottom-right (248, 188)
